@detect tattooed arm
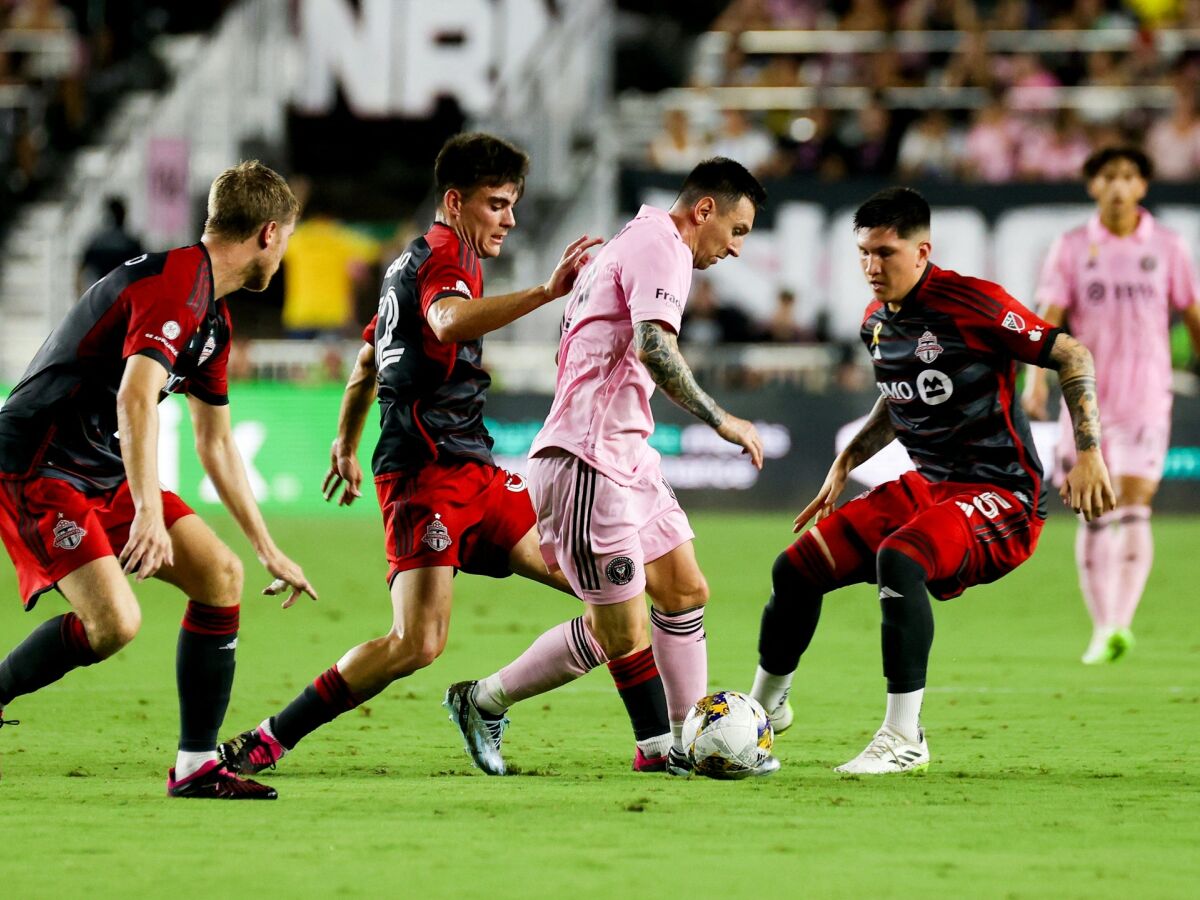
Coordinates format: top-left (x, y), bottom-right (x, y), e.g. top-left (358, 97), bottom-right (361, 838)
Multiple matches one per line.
top-left (634, 320), bottom-right (763, 468)
top-left (793, 396), bottom-right (895, 532)
top-left (1045, 332), bottom-right (1115, 521)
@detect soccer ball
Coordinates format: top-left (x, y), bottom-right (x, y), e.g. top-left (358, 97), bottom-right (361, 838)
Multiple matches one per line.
top-left (682, 690), bottom-right (774, 779)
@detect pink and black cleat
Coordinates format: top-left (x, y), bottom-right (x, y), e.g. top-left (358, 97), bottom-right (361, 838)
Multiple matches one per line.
top-left (219, 724), bottom-right (287, 776)
top-left (632, 746), bottom-right (668, 773)
top-left (167, 759), bottom-right (277, 799)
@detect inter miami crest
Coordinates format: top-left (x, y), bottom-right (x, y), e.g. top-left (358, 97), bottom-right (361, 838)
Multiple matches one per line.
top-left (606, 556), bottom-right (636, 586)
top-left (52, 516), bottom-right (87, 551)
top-left (914, 330), bottom-right (943, 364)
top-left (422, 514), bottom-right (453, 552)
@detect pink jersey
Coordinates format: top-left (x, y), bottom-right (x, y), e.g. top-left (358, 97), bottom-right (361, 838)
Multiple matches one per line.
top-left (1036, 209), bottom-right (1199, 426)
top-left (531, 205), bottom-right (693, 485)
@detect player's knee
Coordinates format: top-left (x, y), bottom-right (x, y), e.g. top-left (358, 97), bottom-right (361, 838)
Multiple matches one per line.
top-left (213, 550), bottom-right (244, 603)
top-left (772, 549), bottom-right (821, 601)
top-left (656, 574), bottom-right (709, 612)
top-left (387, 630), bottom-right (446, 674)
top-left (876, 545), bottom-right (928, 592)
top-left (89, 603), bottom-right (142, 658)
top-left (593, 621), bottom-right (641, 660)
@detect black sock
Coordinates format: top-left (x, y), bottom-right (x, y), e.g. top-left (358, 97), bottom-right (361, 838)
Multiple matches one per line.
top-left (757, 550), bottom-right (826, 675)
top-left (272, 665), bottom-right (359, 749)
top-left (606, 646), bottom-right (669, 742)
top-left (176, 602), bottom-right (239, 752)
top-left (876, 547), bottom-right (934, 693)
top-left (0, 613), bottom-right (99, 706)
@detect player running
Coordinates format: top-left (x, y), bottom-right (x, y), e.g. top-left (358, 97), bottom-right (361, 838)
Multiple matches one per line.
top-left (219, 133), bottom-right (675, 775)
top-left (1023, 146), bottom-right (1200, 664)
top-left (446, 157), bottom-right (774, 778)
top-left (749, 187), bottom-right (1115, 775)
top-left (0, 161), bottom-right (314, 798)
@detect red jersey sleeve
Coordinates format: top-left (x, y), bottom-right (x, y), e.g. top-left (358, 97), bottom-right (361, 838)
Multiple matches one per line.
top-left (185, 306), bottom-right (231, 407)
top-left (362, 314), bottom-right (379, 346)
top-left (417, 245), bottom-right (475, 317)
top-left (121, 273), bottom-right (204, 372)
top-left (942, 275), bottom-right (1061, 367)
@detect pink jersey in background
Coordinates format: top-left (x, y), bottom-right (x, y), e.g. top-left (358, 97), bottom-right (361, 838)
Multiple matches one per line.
top-left (1036, 209), bottom-right (1199, 426)
top-left (531, 205), bottom-right (694, 485)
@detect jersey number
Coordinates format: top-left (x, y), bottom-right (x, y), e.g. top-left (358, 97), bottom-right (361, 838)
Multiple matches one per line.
top-left (376, 287), bottom-right (405, 373)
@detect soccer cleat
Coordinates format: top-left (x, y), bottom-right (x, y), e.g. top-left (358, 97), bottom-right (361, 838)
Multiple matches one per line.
top-left (767, 697), bottom-right (794, 735)
top-left (167, 759), bottom-right (278, 799)
top-left (219, 723), bottom-right (287, 775)
top-left (1081, 627), bottom-right (1118, 665)
top-left (1108, 628), bottom-right (1135, 662)
top-left (444, 681), bottom-right (508, 776)
top-left (750, 755), bottom-right (782, 777)
top-left (834, 726), bottom-right (930, 775)
top-left (632, 746), bottom-right (667, 773)
top-left (665, 746), bottom-right (693, 777)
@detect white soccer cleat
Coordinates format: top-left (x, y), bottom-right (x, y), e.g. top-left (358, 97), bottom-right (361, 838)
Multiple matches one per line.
top-left (1081, 627), bottom-right (1118, 665)
top-left (834, 726), bottom-right (929, 775)
top-left (767, 697), bottom-right (794, 735)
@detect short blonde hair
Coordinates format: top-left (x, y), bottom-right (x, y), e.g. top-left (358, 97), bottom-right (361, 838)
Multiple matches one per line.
top-left (204, 160), bottom-right (299, 241)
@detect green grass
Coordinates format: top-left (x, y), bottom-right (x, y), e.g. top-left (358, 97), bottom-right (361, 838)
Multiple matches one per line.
top-left (2, 513), bottom-right (1198, 899)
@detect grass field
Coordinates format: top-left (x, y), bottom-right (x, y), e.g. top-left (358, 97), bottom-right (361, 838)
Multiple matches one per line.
top-left (1, 512), bottom-right (1197, 899)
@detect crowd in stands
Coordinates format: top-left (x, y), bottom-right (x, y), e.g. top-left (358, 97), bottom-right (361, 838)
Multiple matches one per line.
top-left (647, 0), bottom-right (1200, 181)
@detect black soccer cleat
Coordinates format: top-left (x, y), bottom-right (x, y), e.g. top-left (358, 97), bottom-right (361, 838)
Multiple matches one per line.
top-left (167, 759), bottom-right (278, 799)
top-left (219, 724), bottom-right (287, 776)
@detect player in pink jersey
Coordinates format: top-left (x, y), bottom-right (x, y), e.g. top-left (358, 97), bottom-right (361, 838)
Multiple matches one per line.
top-left (446, 158), bottom-right (774, 776)
top-left (1024, 146), bottom-right (1200, 664)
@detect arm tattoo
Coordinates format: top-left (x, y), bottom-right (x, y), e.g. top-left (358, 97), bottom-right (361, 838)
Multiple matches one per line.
top-left (1048, 334), bottom-right (1101, 452)
top-left (634, 321), bottom-right (725, 428)
top-left (843, 397), bottom-right (896, 467)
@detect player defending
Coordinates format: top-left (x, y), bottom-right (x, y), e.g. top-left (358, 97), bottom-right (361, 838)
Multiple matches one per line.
top-left (219, 133), bottom-right (675, 774)
top-left (749, 187), bottom-right (1115, 774)
top-left (1023, 146), bottom-right (1200, 664)
top-left (0, 161), bottom-right (315, 798)
top-left (446, 157), bottom-right (773, 777)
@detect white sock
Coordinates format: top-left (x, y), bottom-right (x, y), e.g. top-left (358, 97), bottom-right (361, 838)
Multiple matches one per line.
top-left (258, 717), bottom-right (278, 741)
top-left (883, 689), bottom-right (924, 742)
top-left (636, 733), bottom-right (672, 758)
top-left (472, 673), bottom-right (511, 717)
top-left (175, 750), bottom-right (218, 779)
top-left (670, 721), bottom-right (685, 751)
top-left (750, 665), bottom-right (794, 713)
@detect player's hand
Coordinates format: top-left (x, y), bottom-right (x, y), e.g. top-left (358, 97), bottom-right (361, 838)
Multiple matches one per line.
top-left (794, 457), bottom-right (851, 532)
top-left (1021, 378), bottom-right (1050, 421)
top-left (542, 235), bottom-right (603, 300)
top-left (1060, 448), bottom-right (1116, 522)
top-left (119, 510), bottom-right (174, 580)
top-left (322, 439), bottom-right (363, 506)
top-left (261, 552), bottom-right (319, 609)
top-left (716, 414), bottom-right (764, 469)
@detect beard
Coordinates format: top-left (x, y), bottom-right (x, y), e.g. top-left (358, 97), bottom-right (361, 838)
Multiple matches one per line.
top-left (240, 258), bottom-right (274, 293)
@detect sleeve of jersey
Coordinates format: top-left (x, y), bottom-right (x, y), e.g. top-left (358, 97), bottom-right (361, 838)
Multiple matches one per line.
top-left (1034, 234), bottom-right (1073, 312)
top-left (186, 344), bottom-right (230, 406)
top-left (418, 250), bottom-right (473, 317)
top-left (964, 288), bottom-right (1061, 368)
top-left (121, 278), bottom-right (201, 372)
top-left (1168, 233), bottom-right (1200, 312)
top-left (362, 314), bottom-right (378, 346)
top-left (623, 236), bottom-right (687, 333)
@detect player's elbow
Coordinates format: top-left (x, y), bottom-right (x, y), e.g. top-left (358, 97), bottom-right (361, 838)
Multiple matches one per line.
top-left (428, 312), bottom-right (463, 344)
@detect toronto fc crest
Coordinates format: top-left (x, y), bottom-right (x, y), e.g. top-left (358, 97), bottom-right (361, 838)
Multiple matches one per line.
top-left (52, 516), bottom-right (87, 551)
top-left (422, 514), bottom-right (453, 552)
top-left (914, 331), bottom-right (943, 364)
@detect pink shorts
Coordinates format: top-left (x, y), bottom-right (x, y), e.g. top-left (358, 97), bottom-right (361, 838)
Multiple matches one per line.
top-left (528, 451), bottom-right (694, 605)
top-left (1057, 417), bottom-right (1169, 484)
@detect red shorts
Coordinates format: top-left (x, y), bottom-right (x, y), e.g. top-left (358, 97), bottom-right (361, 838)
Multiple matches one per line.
top-left (800, 470), bottom-right (1043, 600)
top-left (374, 459), bottom-right (536, 584)
top-left (0, 476), bottom-right (195, 609)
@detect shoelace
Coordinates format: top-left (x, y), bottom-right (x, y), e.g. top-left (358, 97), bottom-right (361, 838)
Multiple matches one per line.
top-left (0, 717), bottom-right (19, 727)
top-left (482, 717), bottom-right (508, 748)
top-left (859, 730), bottom-right (901, 760)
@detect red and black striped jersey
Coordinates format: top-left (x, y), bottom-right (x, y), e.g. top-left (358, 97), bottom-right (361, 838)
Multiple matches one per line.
top-left (861, 264), bottom-right (1062, 517)
top-left (0, 244), bottom-right (231, 492)
top-left (363, 223), bottom-right (491, 476)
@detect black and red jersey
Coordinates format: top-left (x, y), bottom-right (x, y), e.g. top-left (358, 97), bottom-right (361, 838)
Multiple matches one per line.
top-left (0, 244), bottom-right (231, 492)
top-left (861, 264), bottom-right (1062, 516)
top-left (363, 223), bottom-right (491, 476)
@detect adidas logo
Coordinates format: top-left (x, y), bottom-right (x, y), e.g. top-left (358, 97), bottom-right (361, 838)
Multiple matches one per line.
top-left (218, 638), bottom-right (239, 651)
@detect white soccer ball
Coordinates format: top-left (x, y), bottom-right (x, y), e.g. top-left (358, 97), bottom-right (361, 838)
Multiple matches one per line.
top-left (682, 690), bottom-right (774, 779)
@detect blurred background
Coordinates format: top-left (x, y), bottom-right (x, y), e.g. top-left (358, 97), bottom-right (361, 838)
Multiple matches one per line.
top-left (0, 0), bottom-right (1197, 513)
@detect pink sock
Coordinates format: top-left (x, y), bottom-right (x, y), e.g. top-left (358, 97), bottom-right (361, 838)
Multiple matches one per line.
top-left (1113, 506), bottom-right (1153, 629)
top-left (650, 606), bottom-right (707, 739)
top-left (496, 617), bottom-right (607, 705)
top-left (1075, 513), bottom-right (1118, 629)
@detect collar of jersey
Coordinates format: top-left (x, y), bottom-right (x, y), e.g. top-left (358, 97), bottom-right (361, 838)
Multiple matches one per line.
top-left (1086, 208), bottom-right (1153, 244)
top-left (884, 262), bottom-right (935, 320)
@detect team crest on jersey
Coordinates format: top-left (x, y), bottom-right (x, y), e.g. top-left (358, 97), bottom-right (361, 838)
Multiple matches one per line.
top-left (1086, 282), bottom-right (1105, 303)
top-left (52, 516), bottom-right (87, 551)
top-left (914, 331), bottom-right (943, 363)
top-left (198, 334), bottom-right (217, 365)
top-left (1001, 311), bottom-right (1025, 333)
top-left (504, 472), bottom-right (527, 493)
top-left (1140, 255), bottom-right (1157, 272)
top-left (606, 556), bottom-right (636, 586)
top-left (162, 320), bottom-right (181, 340)
top-left (422, 514), bottom-right (453, 552)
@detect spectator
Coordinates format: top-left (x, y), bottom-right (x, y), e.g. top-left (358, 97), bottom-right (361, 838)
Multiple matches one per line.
top-left (839, 0), bottom-right (891, 31)
top-left (711, 108), bottom-right (777, 175)
top-left (963, 92), bottom-right (1019, 182)
top-left (681, 279), bottom-right (756, 346)
top-left (648, 108), bottom-right (712, 173)
top-left (762, 288), bottom-right (812, 343)
top-left (78, 196), bottom-right (143, 290)
top-left (1017, 109), bottom-right (1091, 181)
top-left (839, 97), bottom-right (896, 177)
top-left (897, 110), bottom-right (964, 181)
top-left (940, 29), bottom-right (997, 90)
top-left (1146, 80), bottom-right (1200, 181)
top-left (777, 106), bottom-right (845, 178)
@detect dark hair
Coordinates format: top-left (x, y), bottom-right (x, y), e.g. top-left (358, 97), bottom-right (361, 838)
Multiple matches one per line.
top-left (677, 157), bottom-right (767, 212)
top-left (1083, 145), bottom-right (1153, 181)
top-left (435, 132), bottom-right (529, 199)
top-left (852, 187), bottom-right (930, 238)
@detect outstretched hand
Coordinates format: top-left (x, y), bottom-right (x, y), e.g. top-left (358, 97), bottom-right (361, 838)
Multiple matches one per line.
top-left (543, 235), bottom-right (603, 300)
top-left (793, 458), bottom-right (851, 533)
top-left (261, 551), bottom-right (319, 609)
